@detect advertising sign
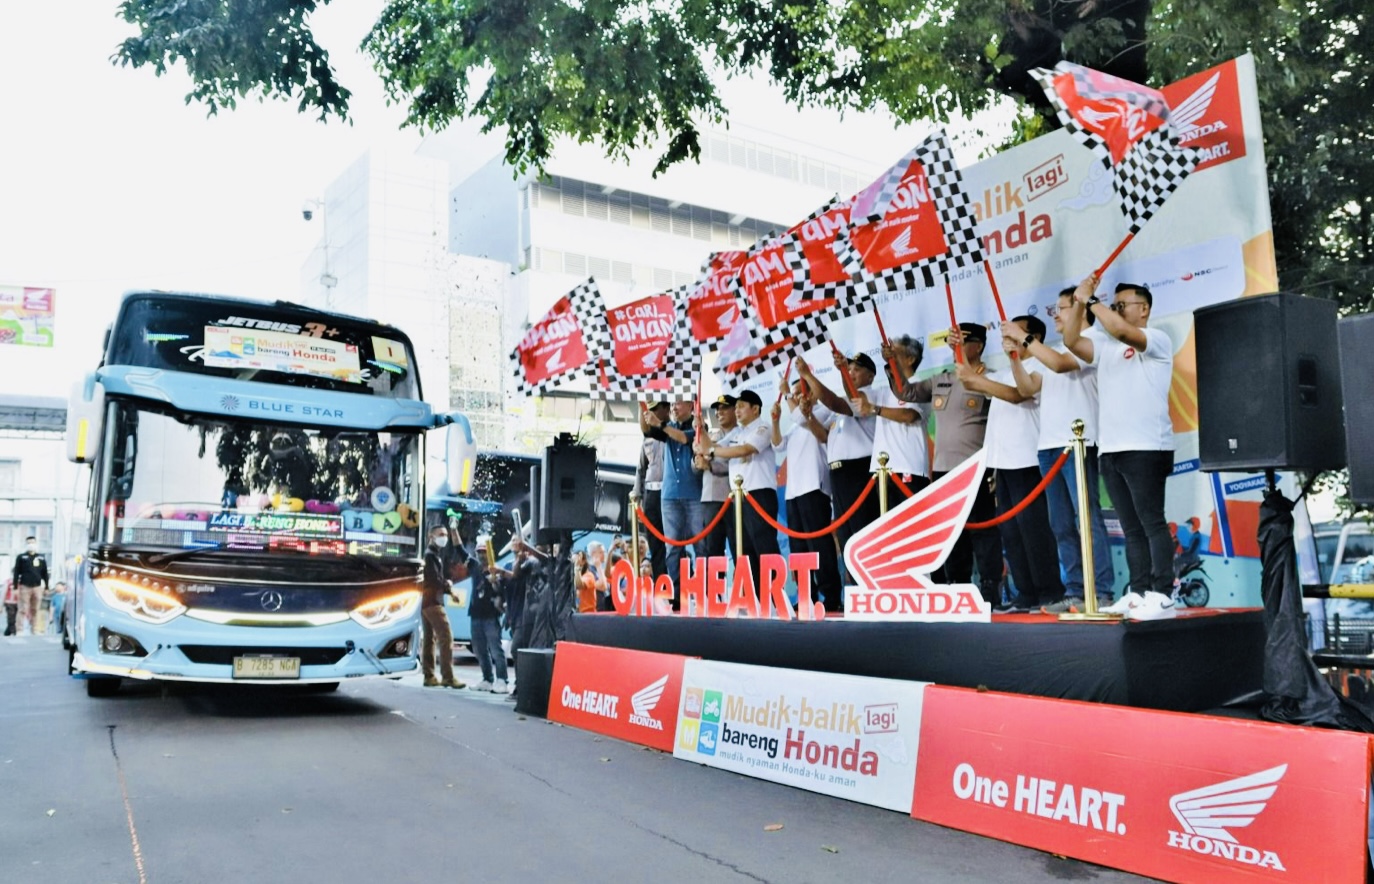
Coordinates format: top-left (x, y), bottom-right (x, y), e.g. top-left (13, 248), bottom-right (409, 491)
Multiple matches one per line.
top-left (673, 659), bottom-right (928, 812)
top-left (547, 643), bottom-right (689, 753)
top-left (0, 285), bottom-right (55, 347)
top-left (204, 325), bottom-right (362, 383)
top-left (911, 687), bottom-right (1372, 883)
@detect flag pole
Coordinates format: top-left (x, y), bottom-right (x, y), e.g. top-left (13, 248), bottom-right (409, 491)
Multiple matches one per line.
top-left (871, 305), bottom-right (905, 383)
top-left (1095, 232), bottom-right (1136, 278)
top-left (982, 261), bottom-right (1009, 322)
top-left (944, 276), bottom-right (964, 365)
top-left (828, 340), bottom-right (861, 399)
top-left (775, 357), bottom-right (792, 406)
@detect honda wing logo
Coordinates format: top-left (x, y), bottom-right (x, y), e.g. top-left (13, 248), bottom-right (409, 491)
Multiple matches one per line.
top-left (627, 674), bottom-right (669, 730)
top-left (843, 449), bottom-right (991, 622)
top-left (1166, 764), bottom-right (1287, 871)
top-left (1171, 71), bottom-right (1220, 142)
top-left (890, 227), bottom-right (922, 258)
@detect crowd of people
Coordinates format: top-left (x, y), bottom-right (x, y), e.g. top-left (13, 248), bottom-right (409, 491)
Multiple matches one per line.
top-left (625, 274), bottom-right (1181, 621)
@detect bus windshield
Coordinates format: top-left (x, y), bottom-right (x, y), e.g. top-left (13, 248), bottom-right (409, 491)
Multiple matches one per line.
top-left (105, 294), bottom-right (420, 399)
top-left (97, 401), bottom-right (423, 561)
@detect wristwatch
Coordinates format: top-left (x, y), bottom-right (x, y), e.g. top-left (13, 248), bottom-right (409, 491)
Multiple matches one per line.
top-left (708, 447), bottom-right (716, 459)
top-left (1021, 333), bottom-right (1034, 348)
top-left (1086, 295), bottom-right (1100, 306)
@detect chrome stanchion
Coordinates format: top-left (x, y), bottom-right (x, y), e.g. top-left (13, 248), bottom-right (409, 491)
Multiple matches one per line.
top-left (876, 451), bottom-right (891, 515)
top-left (628, 490), bottom-right (642, 579)
top-left (732, 476), bottom-right (746, 564)
top-left (1060, 419), bottom-right (1120, 621)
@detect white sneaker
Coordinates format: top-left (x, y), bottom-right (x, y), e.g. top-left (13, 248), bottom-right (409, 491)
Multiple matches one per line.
top-left (492, 679), bottom-right (508, 694)
top-left (1101, 591), bottom-right (1144, 615)
top-left (473, 680), bottom-right (494, 692)
top-left (1127, 591), bottom-right (1178, 621)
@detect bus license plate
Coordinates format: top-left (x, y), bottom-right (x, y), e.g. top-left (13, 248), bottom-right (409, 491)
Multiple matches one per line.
top-left (232, 656), bottom-right (301, 679)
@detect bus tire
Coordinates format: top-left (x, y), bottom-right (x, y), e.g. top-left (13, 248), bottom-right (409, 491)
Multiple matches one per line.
top-left (86, 677), bottom-right (121, 698)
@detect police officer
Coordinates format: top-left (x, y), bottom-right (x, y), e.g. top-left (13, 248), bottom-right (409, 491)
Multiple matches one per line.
top-left (890, 324), bottom-right (1002, 606)
top-left (11, 536), bottom-right (48, 635)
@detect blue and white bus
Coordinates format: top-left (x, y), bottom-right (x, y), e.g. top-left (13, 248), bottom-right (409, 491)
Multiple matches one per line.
top-left (64, 292), bottom-right (474, 696)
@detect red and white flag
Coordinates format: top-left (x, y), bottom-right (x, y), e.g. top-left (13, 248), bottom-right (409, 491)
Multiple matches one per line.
top-left (682, 250), bottom-right (748, 351)
top-left (593, 288), bottom-right (698, 401)
top-left (509, 278), bottom-right (610, 397)
top-left (1031, 61), bottom-right (1201, 234)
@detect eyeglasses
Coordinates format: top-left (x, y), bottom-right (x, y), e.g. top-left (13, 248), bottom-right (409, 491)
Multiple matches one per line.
top-left (1112, 300), bottom-right (1148, 312)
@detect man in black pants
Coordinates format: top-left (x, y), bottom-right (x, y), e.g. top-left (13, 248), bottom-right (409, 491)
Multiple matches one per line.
top-left (771, 378), bottom-right (842, 610)
top-left (694, 395), bottom-right (737, 561)
top-left (636, 401), bottom-right (669, 579)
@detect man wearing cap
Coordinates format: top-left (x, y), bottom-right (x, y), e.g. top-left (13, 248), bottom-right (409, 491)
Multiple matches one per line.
top-left (707, 390), bottom-right (780, 586)
top-left (636, 401), bottom-right (670, 580)
top-left (694, 395), bottom-right (738, 562)
top-left (795, 352), bottom-right (882, 559)
top-left (892, 323), bottom-right (1002, 607)
top-left (957, 316), bottom-right (1067, 611)
top-left (771, 377), bottom-right (842, 610)
top-left (1064, 275), bottom-right (1176, 621)
top-left (644, 399), bottom-right (704, 607)
top-left (1012, 287), bottom-right (1114, 613)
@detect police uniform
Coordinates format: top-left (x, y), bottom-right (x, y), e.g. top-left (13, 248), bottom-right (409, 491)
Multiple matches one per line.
top-left (11, 547), bottom-right (49, 634)
top-left (896, 329), bottom-right (1002, 603)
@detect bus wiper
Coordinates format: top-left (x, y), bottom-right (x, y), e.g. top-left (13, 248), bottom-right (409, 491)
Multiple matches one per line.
top-left (147, 543), bottom-right (227, 566)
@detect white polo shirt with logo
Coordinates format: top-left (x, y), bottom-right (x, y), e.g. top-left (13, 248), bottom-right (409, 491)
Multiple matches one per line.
top-left (867, 384), bottom-right (929, 478)
top-left (729, 418), bottom-right (778, 492)
top-left (984, 369), bottom-right (1041, 470)
top-left (782, 402), bottom-right (833, 499)
top-left (1091, 327), bottom-right (1175, 453)
top-left (1034, 338), bottom-right (1100, 449)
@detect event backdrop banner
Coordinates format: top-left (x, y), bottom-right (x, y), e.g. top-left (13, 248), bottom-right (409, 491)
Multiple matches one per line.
top-left (673, 659), bottom-right (928, 812)
top-left (0, 285), bottom-right (55, 347)
top-left (547, 642), bottom-right (689, 753)
top-left (911, 687), bottom-right (1371, 883)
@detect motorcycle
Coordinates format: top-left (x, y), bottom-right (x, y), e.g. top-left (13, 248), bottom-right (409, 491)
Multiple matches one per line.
top-left (1171, 558), bottom-right (1210, 608)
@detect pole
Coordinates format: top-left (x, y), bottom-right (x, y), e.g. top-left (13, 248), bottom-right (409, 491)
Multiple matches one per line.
top-left (944, 277), bottom-right (964, 364)
top-left (876, 451), bottom-right (891, 516)
top-left (1060, 419), bottom-right (1119, 621)
top-left (732, 475), bottom-right (746, 568)
top-left (629, 491), bottom-right (642, 584)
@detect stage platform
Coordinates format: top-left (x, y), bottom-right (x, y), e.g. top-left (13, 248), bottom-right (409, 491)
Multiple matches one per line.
top-left (566, 608), bottom-right (1265, 713)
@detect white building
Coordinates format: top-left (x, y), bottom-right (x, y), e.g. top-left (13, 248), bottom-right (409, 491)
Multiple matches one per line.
top-left (0, 396), bottom-right (87, 585)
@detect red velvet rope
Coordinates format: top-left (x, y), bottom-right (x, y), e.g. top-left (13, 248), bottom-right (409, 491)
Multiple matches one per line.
top-left (743, 477), bottom-right (878, 539)
top-left (636, 497), bottom-right (733, 547)
top-left (890, 471), bottom-right (917, 499)
top-left (965, 448), bottom-right (1070, 530)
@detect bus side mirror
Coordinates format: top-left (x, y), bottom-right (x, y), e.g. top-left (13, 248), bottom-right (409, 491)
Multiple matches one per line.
top-left (441, 414), bottom-right (478, 496)
top-left (66, 374), bottom-right (105, 464)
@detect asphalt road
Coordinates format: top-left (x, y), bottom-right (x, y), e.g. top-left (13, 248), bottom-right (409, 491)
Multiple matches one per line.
top-left (0, 635), bottom-right (1156, 884)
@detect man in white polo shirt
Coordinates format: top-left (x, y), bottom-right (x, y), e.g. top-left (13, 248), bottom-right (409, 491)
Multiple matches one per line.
top-left (1013, 287), bottom-right (1115, 613)
top-left (1063, 274), bottom-right (1176, 620)
top-left (771, 378), bottom-right (841, 610)
top-left (709, 389), bottom-right (780, 587)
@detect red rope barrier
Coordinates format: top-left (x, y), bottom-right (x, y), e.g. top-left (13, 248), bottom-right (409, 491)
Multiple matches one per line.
top-left (890, 472), bottom-right (916, 499)
top-left (965, 448), bottom-right (1070, 530)
top-left (636, 497), bottom-right (733, 548)
top-left (743, 477), bottom-right (878, 540)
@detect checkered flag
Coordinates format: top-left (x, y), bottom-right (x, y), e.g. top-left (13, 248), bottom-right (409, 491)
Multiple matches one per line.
top-left (593, 286), bottom-right (700, 402)
top-left (833, 130), bottom-right (984, 292)
top-left (1031, 62), bottom-right (1201, 234)
top-left (509, 277), bottom-right (610, 397)
top-left (720, 294), bottom-right (870, 387)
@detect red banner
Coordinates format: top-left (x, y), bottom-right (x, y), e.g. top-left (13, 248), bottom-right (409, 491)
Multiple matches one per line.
top-left (912, 687), bottom-right (1372, 883)
top-left (547, 642), bottom-right (691, 752)
top-left (1161, 57), bottom-right (1248, 174)
top-left (514, 292), bottom-right (591, 391)
top-left (849, 160), bottom-right (952, 276)
top-left (786, 199), bottom-right (853, 287)
top-left (685, 251), bottom-right (747, 345)
top-left (605, 293), bottom-right (676, 379)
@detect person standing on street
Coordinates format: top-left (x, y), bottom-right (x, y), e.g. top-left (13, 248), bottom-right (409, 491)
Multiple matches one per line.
top-left (11, 536), bottom-right (48, 636)
top-left (3, 578), bottom-right (16, 636)
top-left (465, 537), bottom-right (509, 693)
top-left (47, 581), bottom-right (68, 636)
top-left (420, 524), bottom-right (466, 689)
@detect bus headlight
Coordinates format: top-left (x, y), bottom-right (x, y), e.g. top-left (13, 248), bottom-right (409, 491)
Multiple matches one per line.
top-left (349, 590), bottom-right (421, 630)
top-left (92, 578), bottom-right (187, 625)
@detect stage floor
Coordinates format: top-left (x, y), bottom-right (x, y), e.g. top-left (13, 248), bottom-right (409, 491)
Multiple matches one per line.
top-left (566, 608), bottom-right (1265, 713)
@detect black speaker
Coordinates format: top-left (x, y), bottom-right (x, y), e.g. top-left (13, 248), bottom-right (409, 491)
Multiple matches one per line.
top-left (539, 436), bottom-right (597, 531)
top-left (1339, 313), bottom-right (1374, 503)
top-left (1195, 293), bottom-right (1345, 472)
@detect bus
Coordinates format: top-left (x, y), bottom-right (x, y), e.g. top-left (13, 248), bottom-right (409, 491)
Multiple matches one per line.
top-left (427, 449), bottom-right (635, 646)
top-left (63, 292), bottom-right (474, 696)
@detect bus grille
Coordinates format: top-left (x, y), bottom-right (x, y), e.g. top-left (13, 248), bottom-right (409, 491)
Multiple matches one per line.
top-left (178, 646), bottom-right (348, 666)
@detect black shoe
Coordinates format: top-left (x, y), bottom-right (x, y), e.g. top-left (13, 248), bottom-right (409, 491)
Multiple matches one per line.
top-left (996, 595), bottom-right (1035, 613)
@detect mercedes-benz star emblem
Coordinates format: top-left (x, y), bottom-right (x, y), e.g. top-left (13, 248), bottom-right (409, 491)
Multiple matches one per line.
top-left (259, 591), bottom-right (285, 612)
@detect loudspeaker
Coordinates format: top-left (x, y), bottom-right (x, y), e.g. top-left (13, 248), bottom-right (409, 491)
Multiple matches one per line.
top-left (539, 436), bottom-right (597, 531)
top-left (1339, 313), bottom-right (1374, 503)
top-left (1195, 293), bottom-right (1345, 472)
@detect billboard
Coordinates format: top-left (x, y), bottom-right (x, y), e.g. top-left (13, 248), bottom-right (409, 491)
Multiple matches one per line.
top-left (0, 286), bottom-right (54, 347)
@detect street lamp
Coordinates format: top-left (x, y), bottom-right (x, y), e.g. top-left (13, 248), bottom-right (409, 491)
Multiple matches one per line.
top-left (301, 198), bottom-right (338, 301)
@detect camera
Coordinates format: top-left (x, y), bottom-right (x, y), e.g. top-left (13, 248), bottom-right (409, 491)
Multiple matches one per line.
top-left (301, 207), bottom-right (314, 221)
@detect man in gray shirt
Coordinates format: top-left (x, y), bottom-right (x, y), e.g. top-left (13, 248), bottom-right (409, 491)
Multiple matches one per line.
top-left (636, 401), bottom-right (669, 579)
top-left (693, 395), bottom-right (738, 561)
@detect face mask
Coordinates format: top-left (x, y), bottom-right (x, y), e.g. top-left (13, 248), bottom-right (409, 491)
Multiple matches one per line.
top-left (432, 536), bottom-right (448, 548)
top-left (26, 543), bottom-right (36, 553)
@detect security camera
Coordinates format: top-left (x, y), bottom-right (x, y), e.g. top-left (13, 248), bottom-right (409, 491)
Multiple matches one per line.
top-left (301, 199), bottom-right (318, 222)
top-left (302, 208), bottom-right (313, 222)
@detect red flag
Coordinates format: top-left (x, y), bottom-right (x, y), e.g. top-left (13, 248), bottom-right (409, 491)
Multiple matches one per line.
top-left (509, 279), bottom-right (609, 396)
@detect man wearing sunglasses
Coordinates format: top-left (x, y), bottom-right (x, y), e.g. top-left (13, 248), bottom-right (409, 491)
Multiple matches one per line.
top-left (1062, 274), bottom-right (1177, 621)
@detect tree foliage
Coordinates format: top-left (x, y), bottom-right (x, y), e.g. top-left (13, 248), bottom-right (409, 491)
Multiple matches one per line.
top-left (113, 0), bottom-right (1370, 313)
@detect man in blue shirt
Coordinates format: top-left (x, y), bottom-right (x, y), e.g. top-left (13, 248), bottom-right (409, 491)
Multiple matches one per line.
top-left (645, 399), bottom-right (704, 609)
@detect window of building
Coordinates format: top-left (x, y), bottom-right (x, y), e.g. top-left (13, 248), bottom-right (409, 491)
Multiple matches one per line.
top-left (0, 460), bottom-right (18, 493)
